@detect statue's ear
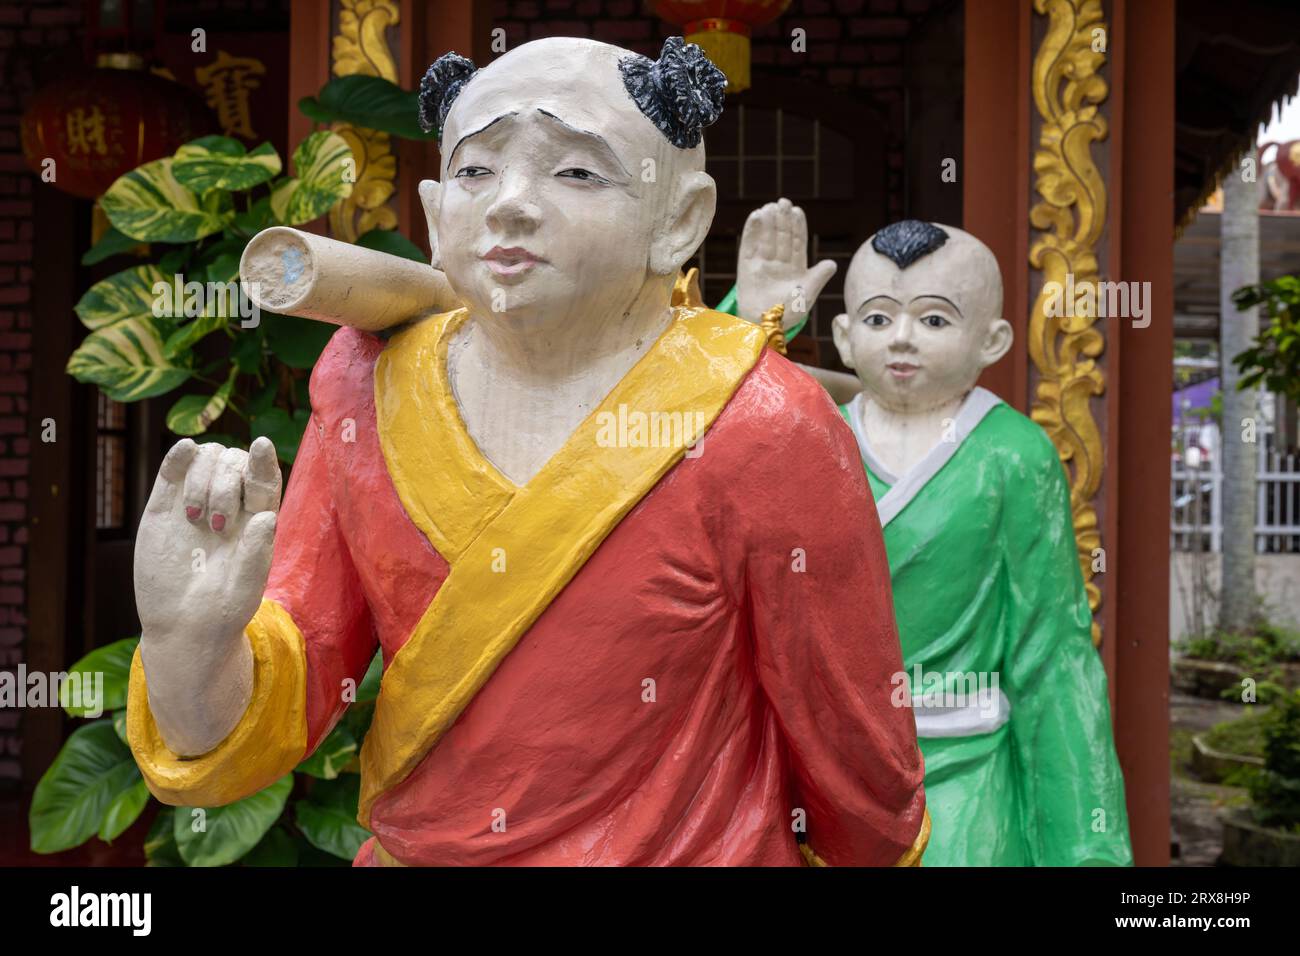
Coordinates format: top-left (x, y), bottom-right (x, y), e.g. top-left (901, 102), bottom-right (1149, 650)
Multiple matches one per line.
top-left (830, 312), bottom-right (855, 370)
top-left (650, 171), bottom-right (716, 276)
top-left (419, 179), bottom-right (443, 270)
top-left (980, 317), bottom-right (1013, 369)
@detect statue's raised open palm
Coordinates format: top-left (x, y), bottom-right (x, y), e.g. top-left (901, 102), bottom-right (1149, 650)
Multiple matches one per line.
top-left (737, 197), bottom-right (838, 331)
top-left (133, 437), bottom-right (281, 754)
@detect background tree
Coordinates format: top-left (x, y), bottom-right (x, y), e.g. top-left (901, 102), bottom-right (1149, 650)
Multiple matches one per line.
top-left (1219, 159), bottom-right (1261, 633)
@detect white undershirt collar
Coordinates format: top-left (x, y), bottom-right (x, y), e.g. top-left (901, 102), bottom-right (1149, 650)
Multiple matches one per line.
top-left (845, 387), bottom-right (1004, 527)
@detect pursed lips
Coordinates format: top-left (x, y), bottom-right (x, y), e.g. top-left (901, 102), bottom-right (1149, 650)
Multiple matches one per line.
top-left (482, 245), bottom-right (546, 276)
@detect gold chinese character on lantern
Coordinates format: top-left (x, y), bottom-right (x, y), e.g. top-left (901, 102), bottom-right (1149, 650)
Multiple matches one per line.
top-left (195, 50), bottom-right (266, 139)
top-left (66, 106), bottom-right (108, 156)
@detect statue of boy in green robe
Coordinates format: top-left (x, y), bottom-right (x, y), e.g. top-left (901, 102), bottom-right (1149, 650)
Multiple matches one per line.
top-left (824, 220), bottom-right (1132, 866)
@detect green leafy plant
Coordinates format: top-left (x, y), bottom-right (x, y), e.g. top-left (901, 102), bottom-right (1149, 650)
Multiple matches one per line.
top-left (1177, 624), bottom-right (1300, 704)
top-left (29, 636), bottom-right (382, 865)
top-left (299, 75), bottom-right (439, 142)
top-left (67, 131), bottom-right (349, 462)
top-left (1178, 625), bottom-right (1300, 666)
top-left (1233, 276), bottom-right (1300, 402)
top-left (1205, 710), bottom-right (1269, 760)
top-left (1245, 689), bottom-right (1300, 832)
top-left (46, 75), bottom-right (433, 864)
top-left (66, 127), bottom-right (425, 463)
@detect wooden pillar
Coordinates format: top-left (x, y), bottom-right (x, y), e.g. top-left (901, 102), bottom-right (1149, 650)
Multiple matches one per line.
top-left (401, 1), bottom-right (492, 249)
top-left (964, 0), bottom-right (1172, 866)
top-left (287, 0), bottom-right (332, 225)
top-left (1112, 0), bottom-right (1174, 869)
top-left (22, 188), bottom-right (83, 787)
top-left (965, 0), bottom-right (1031, 412)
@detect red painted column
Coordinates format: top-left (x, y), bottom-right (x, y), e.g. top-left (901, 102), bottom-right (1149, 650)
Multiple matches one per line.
top-left (964, 0), bottom-right (1031, 412)
top-left (286, 0), bottom-right (333, 237)
top-left (399, 1), bottom-right (492, 249)
top-left (965, 0), bottom-right (1172, 866)
top-left (1112, 0), bottom-right (1174, 868)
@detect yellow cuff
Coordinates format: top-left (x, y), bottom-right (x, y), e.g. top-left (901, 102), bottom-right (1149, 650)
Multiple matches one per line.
top-left (800, 809), bottom-right (932, 867)
top-left (126, 598), bottom-right (309, 807)
top-left (893, 808), bottom-right (931, 866)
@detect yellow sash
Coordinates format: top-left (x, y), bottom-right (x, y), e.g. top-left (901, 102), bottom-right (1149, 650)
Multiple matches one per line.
top-left (359, 305), bottom-right (767, 827)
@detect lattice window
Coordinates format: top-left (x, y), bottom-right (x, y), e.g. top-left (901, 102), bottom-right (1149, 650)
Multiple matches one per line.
top-left (95, 391), bottom-right (127, 531)
top-left (697, 104), bottom-right (857, 343)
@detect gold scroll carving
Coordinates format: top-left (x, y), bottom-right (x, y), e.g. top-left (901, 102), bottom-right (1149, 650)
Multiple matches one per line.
top-left (1028, 0), bottom-right (1109, 646)
top-left (329, 0), bottom-right (400, 242)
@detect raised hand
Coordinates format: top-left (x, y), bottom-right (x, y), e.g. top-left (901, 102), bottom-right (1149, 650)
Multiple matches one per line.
top-left (736, 197), bottom-right (838, 332)
top-left (133, 436), bottom-right (281, 755)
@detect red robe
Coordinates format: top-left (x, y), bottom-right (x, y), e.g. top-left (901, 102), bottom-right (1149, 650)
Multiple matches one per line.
top-left (129, 306), bottom-right (926, 866)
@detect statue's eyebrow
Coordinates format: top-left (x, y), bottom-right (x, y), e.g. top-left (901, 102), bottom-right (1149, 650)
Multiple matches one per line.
top-left (446, 107), bottom-right (632, 182)
top-left (534, 108), bottom-right (632, 179)
top-left (447, 111), bottom-right (518, 168)
top-left (856, 294), bottom-right (902, 312)
top-left (909, 294), bottom-right (964, 317)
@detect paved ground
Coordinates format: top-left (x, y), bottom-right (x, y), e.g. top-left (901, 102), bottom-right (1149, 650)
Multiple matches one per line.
top-left (1169, 689), bottom-right (1255, 867)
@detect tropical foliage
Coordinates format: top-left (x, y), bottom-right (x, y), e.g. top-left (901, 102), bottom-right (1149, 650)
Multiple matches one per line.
top-left (298, 74), bottom-right (438, 142)
top-left (29, 637), bottom-right (382, 865)
top-left (45, 76), bottom-right (434, 864)
top-left (67, 129), bottom-right (425, 463)
top-left (1247, 688), bottom-right (1300, 832)
top-left (1233, 275), bottom-right (1300, 403)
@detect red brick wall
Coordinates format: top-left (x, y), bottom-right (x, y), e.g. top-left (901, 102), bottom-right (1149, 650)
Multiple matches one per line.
top-left (491, 0), bottom-right (945, 221)
top-left (0, 1), bottom-right (83, 787)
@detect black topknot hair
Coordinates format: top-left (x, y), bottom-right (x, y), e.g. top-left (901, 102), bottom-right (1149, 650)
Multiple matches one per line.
top-left (870, 220), bottom-right (950, 269)
top-left (619, 37), bottom-right (726, 150)
top-left (419, 52), bottom-right (478, 138)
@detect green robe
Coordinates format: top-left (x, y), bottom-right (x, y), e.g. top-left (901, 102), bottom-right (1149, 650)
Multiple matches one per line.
top-left (839, 388), bottom-right (1132, 866)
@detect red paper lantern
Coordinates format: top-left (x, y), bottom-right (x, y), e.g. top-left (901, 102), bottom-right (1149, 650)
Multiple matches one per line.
top-left (20, 66), bottom-right (217, 200)
top-left (652, 1), bottom-right (793, 94)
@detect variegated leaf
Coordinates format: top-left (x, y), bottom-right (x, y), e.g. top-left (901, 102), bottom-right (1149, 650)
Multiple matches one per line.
top-left (163, 307), bottom-right (228, 358)
top-left (66, 317), bottom-right (190, 403)
top-left (100, 158), bottom-right (229, 243)
top-left (172, 136), bottom-right (282, 194)
top-left (74, 264), bottom-right (170, 331)
top-left (270, 131), bottom-right (354, 226)
top-left (166, 367), bottom-right (237, 436)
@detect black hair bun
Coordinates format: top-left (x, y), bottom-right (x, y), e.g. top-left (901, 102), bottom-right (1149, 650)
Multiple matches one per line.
top-left (620, 37), bottom-right (726, 149)
top-left (419, 52), bottom-right (478, 136)
top-left (870, 220), bottom-right (950, 270)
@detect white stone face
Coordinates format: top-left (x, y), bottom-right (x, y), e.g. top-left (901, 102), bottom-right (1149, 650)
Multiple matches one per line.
top-left (434, 37), bottom-right (712, 335)
top-left (833, 225), bottom-right (1010, 414)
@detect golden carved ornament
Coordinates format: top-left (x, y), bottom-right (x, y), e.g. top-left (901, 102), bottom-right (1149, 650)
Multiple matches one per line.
top-left (759, 304), bottom-right (787, 355)
top-left (671, 267), bottom-right (705, 308)
top-left (330, 0), bottom-right (401, 243)
top-left (334, 0), bottom-right (399, 82)
top-left (1028, 0), bottom-right (1108, 646)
